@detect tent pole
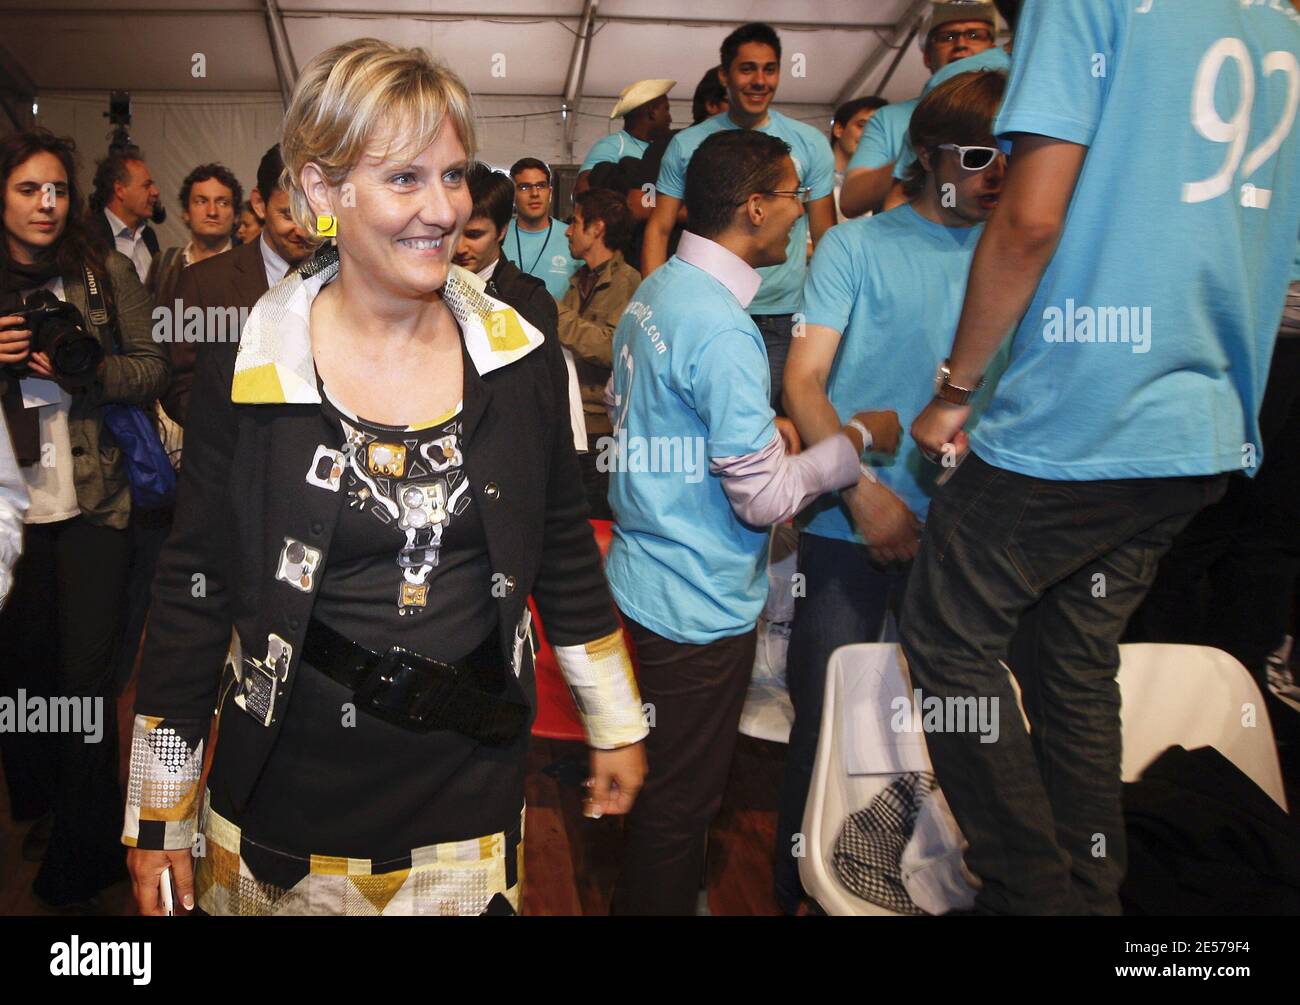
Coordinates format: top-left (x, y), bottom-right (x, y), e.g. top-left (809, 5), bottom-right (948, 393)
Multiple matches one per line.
top-left (873, 21), bottom-right (921, 99)
top-left (561, 0), bottom-right (599, 166)
top-left (833, 0), bottom-right (928, 108)
top-left (264, 0), bottom-right (299, 110)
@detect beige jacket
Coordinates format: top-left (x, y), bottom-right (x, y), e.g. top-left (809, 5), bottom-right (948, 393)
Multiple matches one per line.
top-left (555, 250), bottom-right (640, 436)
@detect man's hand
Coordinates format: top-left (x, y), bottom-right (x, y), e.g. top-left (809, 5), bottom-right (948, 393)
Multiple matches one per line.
top-left (586, 741), bottom-right (646, 818)
top-left (851, 409), bottom-right (902, 455)
top-left (912, 398), bottom-right (972, 465)
top-left (128, 847), bottom-right (195, 916)
top-left (845, 477), bottom-right (921, 566)
top-left (775, 416), bottom-right (802, 455)
top-left (0, 316), bottom-right (32, 368)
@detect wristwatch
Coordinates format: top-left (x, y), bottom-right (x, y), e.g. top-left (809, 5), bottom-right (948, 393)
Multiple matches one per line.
top-left (934, 359), bottom-right (983, 406)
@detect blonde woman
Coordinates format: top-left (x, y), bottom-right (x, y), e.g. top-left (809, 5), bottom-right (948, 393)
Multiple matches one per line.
top-left (124, 39), bottom-right (647, 917)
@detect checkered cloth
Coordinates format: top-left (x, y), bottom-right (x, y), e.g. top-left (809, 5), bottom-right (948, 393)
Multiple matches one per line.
top-left (831, 772), bottom-right (937, 914)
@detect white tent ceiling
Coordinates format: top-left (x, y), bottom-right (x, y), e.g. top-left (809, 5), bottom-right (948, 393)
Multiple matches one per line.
top-left (0, 1), bottom-right (939, 104)
top-left (0, 1), bottom-right (975, 249)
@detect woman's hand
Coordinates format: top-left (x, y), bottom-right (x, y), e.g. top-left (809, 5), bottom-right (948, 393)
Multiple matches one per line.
top-left (25, 351), bottom-right (53, 380)
top-left (0, 316), bottom-right (32, 368)
top-left (585, 741), bottom-right (647, 818)
top-left (128, 847), bottom-right (196, 916)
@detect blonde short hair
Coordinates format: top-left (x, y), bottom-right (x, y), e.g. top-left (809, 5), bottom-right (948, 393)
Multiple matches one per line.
top-left (280, 38), bottom-right (478, 239)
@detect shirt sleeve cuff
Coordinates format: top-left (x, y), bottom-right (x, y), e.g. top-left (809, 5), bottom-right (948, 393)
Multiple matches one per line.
top-left (121, 713), bottom-right (206, 851)
top-left (552, 629), bottom-right (649, 750)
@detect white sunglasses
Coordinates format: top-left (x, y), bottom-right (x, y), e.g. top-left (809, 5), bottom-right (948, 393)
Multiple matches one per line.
top-left (937, 144), bottom-right (1002, 171)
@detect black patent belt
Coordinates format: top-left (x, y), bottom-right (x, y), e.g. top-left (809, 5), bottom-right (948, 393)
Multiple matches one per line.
top-left (301, 619), bottom-right (529, 745)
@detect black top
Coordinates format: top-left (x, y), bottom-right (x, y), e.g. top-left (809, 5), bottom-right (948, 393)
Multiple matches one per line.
top-left (220, 390), bottom-right (513, 859)
top-left (312, 387), bottom-right (496, 661)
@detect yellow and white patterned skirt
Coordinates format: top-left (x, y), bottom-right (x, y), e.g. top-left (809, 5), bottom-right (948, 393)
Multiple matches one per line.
top-left (194, 792), bottom-right (524, 916)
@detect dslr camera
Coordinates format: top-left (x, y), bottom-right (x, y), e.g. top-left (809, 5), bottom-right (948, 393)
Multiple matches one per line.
top-left (4, 291), bottom-right (104, 388)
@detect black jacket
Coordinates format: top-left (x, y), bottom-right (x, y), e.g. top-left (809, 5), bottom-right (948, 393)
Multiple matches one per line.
top-left (1121, 745), bottom-right (1300, 914)
top-left (89, 208), bottom-right (160, 259)
top-left (124, 247), bottom-right (645, 850)
top-left (486, 256), bottom-right (558, 331)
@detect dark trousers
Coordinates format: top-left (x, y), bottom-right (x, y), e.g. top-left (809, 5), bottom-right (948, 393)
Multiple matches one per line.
top-left (113, 505), bottom-right (174, 693)
top-left (898, 453), bottom-right (1226, 915)
top-left (751, 313), bottom-right (793, 415)
top-left (1126, 337), bottom-right (1300, 683)
top-left (579, 435), bottom-right (613, 522)
top-left (611, 615), bottom-right (757, 915)
top-left (774, 532), bottom-right (906, 913)
top-left (0, 516), bottom-right (130, 901)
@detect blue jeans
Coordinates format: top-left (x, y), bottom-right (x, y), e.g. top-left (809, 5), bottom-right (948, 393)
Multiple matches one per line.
top-left (774, 531), bottom-right (907, 913)
top-left (899, 453), bottom-right (1227, 915)
top-left (751, 313), bottom-right (793, 414)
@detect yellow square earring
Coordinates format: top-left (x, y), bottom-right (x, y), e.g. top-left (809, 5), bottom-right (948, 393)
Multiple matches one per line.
top-left (316, 214), bottom-right (337, 238)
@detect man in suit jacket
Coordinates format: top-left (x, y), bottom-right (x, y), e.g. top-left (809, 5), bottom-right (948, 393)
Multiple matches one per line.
top-left (87, 150), bottom-right (161, 285)
top-left (161, 145), bottom-right (316, 426)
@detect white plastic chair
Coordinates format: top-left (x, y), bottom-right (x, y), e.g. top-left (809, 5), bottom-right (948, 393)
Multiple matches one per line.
top-left (799, 642), bottom-right (1288, 916)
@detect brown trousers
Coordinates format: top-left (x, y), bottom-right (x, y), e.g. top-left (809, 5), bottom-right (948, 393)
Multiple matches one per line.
top-left (611, 615), bottom-right (757, 915)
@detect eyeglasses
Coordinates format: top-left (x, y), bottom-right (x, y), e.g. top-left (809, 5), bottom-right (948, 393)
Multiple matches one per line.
top-left (931, 27), bottom-right (995, 46)
top-left (759, 186), bottom-right (812, 204)
top-left (516, 181), bottom-right (550, 194)
top-left (937, 144), bottom-right (1001, 171)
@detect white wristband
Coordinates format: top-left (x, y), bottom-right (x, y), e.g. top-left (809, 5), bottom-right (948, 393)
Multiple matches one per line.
top-left (859, 461), bottom-right (878, 485)
top-left (846, 419), bottom-right (873, 454)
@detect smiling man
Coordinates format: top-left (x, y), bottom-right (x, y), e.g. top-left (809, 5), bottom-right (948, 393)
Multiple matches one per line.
top-left (641, 21), bottom-right (837, 411)
top-left (608, 128), bottom-right (893, 915)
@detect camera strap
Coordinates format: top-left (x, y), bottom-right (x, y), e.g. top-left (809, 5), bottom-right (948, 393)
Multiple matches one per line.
top-left (80, 263), bottom-right (117, 349)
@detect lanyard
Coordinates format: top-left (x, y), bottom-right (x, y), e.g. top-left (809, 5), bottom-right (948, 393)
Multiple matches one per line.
top-left (514, 218), bottom-right (553, 276)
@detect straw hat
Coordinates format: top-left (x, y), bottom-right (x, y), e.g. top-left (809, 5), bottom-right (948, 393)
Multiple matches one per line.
top-left (610, 78), bottom-right (675, 119)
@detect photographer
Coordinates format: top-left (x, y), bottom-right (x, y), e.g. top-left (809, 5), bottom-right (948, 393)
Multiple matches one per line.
top-left (0, 127), bottom-right (168, 909)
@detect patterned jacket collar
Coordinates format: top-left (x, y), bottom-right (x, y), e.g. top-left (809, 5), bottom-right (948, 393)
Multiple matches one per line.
top-left (231, 242), bottom-right (546, 405)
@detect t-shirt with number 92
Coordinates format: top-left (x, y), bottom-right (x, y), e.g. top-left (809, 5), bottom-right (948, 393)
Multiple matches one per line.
top-left (969, 0), bottom-right (1300, 482)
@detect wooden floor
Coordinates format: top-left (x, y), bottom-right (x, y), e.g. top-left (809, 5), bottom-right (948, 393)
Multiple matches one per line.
top-left (0, 673), bottom-right (787, 916)
top-left (4, 666), bottom-right (1298, 916)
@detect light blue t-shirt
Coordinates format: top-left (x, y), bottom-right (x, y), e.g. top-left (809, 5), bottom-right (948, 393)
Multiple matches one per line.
top-left (893, 47), bottom-right (1014, 180)
top-left (800, 205), bottom-right (1001, 538)
top-left (847, 100), bottom-right (918, 173)
top-left (503, 218), bottom-right (580, 299)
top-left (580, 130), bottom-right (651, 173)
top-left (971, 0), bottom-right (1300, 481)
top-left (655, 109), bottom-right (835, 314)
top-left (605, 254), bottom-right (777, 644)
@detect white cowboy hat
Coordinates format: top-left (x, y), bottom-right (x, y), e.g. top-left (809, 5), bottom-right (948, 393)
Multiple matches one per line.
top-left (610, 79), bottom-right (676, 119)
